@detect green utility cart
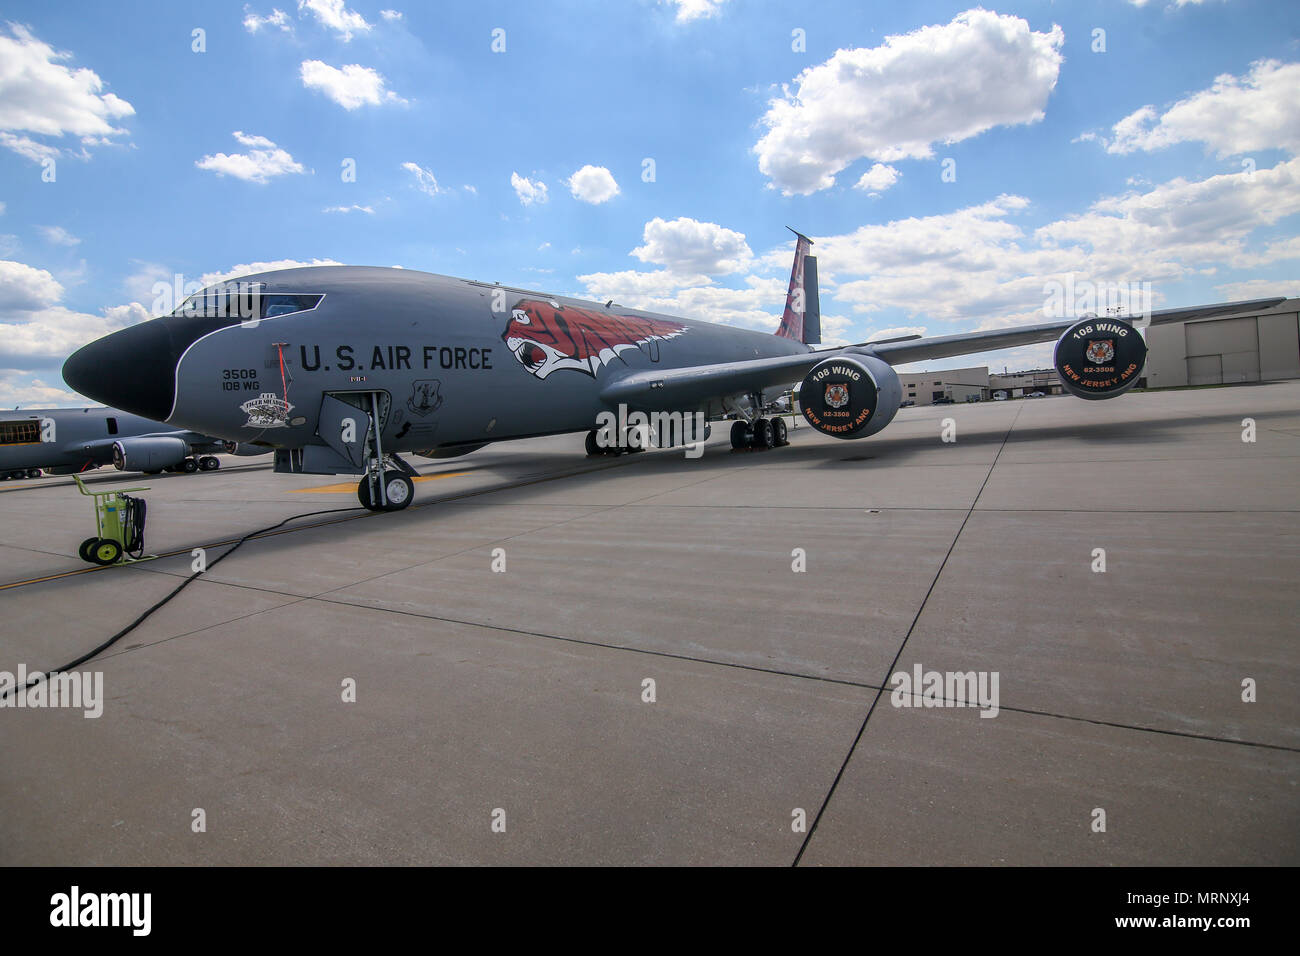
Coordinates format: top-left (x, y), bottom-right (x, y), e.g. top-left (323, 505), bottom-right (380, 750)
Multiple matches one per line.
top-left (72, 474), bottom-right (152, 565)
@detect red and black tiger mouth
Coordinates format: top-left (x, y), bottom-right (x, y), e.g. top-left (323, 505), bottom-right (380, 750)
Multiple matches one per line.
top-left (521, 342), bottom-right (547, 370)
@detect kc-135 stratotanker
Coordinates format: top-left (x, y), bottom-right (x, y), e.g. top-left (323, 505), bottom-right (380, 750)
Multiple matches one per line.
top-left (62, 231), bottom-right (1284, 511)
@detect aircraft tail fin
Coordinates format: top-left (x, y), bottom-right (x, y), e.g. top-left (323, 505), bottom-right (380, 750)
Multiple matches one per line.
top-left (775, 228), bottom-right (820, 345)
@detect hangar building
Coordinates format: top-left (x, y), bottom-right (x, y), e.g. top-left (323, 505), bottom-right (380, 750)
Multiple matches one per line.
top-left (1143, 297), bottom-right (1300, 388)
top-left (897, 366), bottom-right (990, 404)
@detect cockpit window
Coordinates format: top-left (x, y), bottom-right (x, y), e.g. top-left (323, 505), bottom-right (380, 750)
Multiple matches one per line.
top-left (261, 294), bottom-right (324, 317)
top-left (172, 285), bottom-right (322, 320)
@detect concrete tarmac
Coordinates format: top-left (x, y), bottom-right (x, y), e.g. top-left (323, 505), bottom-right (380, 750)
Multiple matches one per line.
top-left (0, 382), bottom-right (1296, 865)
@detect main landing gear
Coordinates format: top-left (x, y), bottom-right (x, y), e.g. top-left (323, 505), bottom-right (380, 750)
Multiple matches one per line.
top-left (158, 456), bottom-right (221, 475)
top-left (584, 427), bottom-right (649, 457)
top-left (730, 416), bottom-right (789, 451)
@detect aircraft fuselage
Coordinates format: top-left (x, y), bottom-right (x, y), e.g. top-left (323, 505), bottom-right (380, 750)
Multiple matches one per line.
top-left (66, 267), bottom-right (809, 458)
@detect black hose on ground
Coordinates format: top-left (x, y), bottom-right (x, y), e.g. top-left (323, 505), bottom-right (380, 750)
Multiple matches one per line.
top-left (0, 506), bottom-right (366, 701)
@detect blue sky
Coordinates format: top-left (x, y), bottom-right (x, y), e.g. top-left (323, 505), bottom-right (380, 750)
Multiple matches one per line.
top-left (2, 0), bottom-right (1298, 405)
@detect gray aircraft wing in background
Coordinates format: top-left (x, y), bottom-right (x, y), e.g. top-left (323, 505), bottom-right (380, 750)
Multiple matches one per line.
top-left (600, 298), bottom-right (1285, 412)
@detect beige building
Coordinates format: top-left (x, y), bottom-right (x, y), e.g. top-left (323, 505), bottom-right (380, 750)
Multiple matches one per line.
top-left (989, 368), bottom-right (1063, 397)
top-left (897, 366), bottom-right (989, 404)
top-left (1143, 297), bottom-right (1300, 387)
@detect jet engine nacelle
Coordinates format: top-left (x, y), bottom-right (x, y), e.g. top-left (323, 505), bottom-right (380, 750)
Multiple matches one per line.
top-left (112, 436), bottom-right (189, 472)
top-left (798, 352), bottom-right (902, 439)
top-left (1054, 317), bottom-right (1147, 400)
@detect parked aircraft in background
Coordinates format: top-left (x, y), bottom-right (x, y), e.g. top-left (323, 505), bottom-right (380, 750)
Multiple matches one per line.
top-left (62, 231), bottom-right (1285, 510)
top-left (0, 406), bottom-right (264, 480)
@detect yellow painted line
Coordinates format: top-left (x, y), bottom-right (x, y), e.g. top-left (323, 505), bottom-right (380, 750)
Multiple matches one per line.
top-left (289, 471), bottom-right (468, 493)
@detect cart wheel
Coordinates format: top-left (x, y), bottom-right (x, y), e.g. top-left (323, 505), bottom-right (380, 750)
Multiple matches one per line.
top-left (78, 537), bottom-right (100, 563)
top-left (90, 539), bottom-right (122, 566)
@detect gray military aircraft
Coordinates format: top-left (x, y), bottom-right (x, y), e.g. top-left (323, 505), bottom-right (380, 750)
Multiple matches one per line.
top-left (0, 405), bottom-right (262, 480)
top-left (61, 232), bottom-right (1285, 510)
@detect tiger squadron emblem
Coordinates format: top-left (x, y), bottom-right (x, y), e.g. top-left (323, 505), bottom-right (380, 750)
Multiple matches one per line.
top-left (1085, 339), bottom-right (1115, 365)
top-left (824, 383), bottom-right (850, 408)
top-left (240, 392), bottom-right (293, 428)
top-left (502, 299), bottom-right (686, 379)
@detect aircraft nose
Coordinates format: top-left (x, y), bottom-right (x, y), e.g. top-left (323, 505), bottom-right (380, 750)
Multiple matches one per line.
top-left (63, 319), bottom-right (180, 422)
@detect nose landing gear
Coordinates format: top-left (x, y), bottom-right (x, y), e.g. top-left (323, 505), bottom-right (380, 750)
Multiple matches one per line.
top-left (352, 391), bottom-right (416, 512)
top-left (358, 468), bottom-right (414, 512)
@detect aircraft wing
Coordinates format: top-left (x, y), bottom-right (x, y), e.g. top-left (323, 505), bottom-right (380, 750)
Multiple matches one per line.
top-left (600, 297), bottom-right (1286, 411)
top-left (861, 298), bottom-right (1285, 366)
top-left (600, 352), bottom-right (822, 409)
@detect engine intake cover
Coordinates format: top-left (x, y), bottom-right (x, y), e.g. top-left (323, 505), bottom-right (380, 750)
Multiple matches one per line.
top-left (799, 353), bottom-right (900, 439)
top-left (1054, 317), bottom-right (1147, 400)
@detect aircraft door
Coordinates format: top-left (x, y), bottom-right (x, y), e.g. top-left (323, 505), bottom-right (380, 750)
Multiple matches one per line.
top-left (316, 391), bottom-right (390, 468)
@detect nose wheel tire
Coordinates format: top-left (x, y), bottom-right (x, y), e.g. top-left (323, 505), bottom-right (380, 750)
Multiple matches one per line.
top-left (358, 471), bottom-right (415, 512)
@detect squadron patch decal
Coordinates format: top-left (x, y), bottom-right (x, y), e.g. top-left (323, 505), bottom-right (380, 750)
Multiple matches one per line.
top-left (502, 299), bottom-right (686, 379)
top-left (408, 379), bottom-right (444, 417)
top-left (240, 392), bottom-right (293, 428)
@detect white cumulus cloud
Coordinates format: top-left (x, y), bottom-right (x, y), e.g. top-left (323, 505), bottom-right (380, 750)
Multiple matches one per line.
top-left (854, 163), bottom-right (901, 195)
top-left (0, 260), bottom-right (64, 312)
top-left (243, 7), bottom-right (292, 33)
top-left (0, 23), bottom-right (134, 163)
top-left (511, 172), bottom-right (549, 206)
top-left (1213, 278), bottom-right (1299, 301)
top-left (665, 0), bottom-right (729, 22)
top-left (298, 0), bottom-right (371, 40)
top-left (195, 131), bottom-right (305, 183)
top-left (631, 217), bottom-right (753, 275)
top-left (754, 9), bottom-right (1063, 194)
top-left (566, 165), bottom-right (620, 204)
top-left (201, 259), bottom-right (344, 286)
top-left (1105, 59), bottom-right (1300, 157)
top-left (301, 60), bottom-right (404, 110)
